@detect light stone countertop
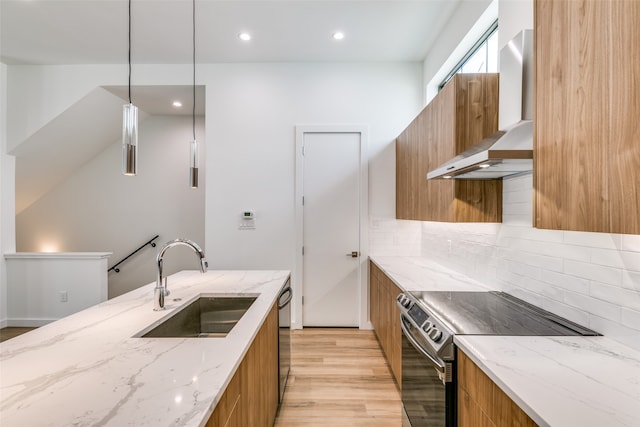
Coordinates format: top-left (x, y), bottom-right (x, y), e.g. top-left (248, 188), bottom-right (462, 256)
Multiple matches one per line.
top-left (370, 255), bottom-right (492, 292)
top-left (370, 255), bottom-right (640, 427)
top-left (0, 269), bottom-right (290, 427)
top-left (455, 335), bottom-right (640, 427)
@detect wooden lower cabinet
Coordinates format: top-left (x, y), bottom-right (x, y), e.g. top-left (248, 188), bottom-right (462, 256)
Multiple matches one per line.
top-left (458, 349), bottom-right (537, 427)
top-left (206, 369), bottom-right (241, 427)
top-left (369, 261), bottom-right (402, 387)
top-left (207, 303), bottom-right (279, 427)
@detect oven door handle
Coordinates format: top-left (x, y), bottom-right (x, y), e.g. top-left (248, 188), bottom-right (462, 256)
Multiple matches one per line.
top-left (278, 286), bottom-right (293, 309)
top-left (400, 315), bottom-right (446, 374)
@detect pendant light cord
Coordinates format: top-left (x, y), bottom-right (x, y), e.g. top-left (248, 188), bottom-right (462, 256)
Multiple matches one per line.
top-left (192, 0), bottom-right (196, 140)
top-left (128, 0), bottom-right (132, 104)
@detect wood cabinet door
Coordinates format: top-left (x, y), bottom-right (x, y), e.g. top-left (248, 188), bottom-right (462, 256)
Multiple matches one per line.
top-left (386, 280), bottom-right (402, 387)
top-left (535, 0), bottom-right (640, 234)
top-left (242, 303), bottom-right (279, 427)
top-left (395, 73), bottom-right (501, 223)
top-left (608, 0), bottom-right (640, 234)
top-left (369, 261), bottom-right (402, 388)
top-left (458, 349), bottom-right (537, 427)
top-left (206, 368), bottom-right (241, 427)
top-left (369, 262), bottom-right (381, 336)
top-left (207, 303), bottom-right (278, 427)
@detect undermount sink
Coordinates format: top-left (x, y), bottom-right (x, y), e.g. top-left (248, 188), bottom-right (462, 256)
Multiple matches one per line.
top-left (140, 295), bottom-right (257, 338)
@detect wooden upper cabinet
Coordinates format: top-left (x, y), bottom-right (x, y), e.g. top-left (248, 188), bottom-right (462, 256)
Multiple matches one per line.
top-left (396, 73), bottom-right (502, 222)
top-left (534, 0), bottom-right (640, 234)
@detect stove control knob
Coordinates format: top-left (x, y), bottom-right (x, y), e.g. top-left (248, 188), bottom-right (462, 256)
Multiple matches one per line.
top-left (422, 321), bottom-right (432, 332)
top-left (429, 328), bottom-right (443, 342)
top-left (398, 295), bottom-right (412, 308)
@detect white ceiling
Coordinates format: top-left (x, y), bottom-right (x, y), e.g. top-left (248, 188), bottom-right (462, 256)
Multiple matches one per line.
top-left (1, 0), bottom-right (461, 65)
top-left (4, 0), bottom-right (464, 213)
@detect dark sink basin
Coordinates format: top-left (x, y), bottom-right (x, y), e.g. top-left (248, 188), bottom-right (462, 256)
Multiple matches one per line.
top-left (140, 296), bottom-right (257, 338)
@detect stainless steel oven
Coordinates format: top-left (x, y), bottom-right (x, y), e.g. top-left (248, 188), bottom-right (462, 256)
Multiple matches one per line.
top-left (399, 294), bottom-right (455, 427)
top-left (277, 279), bottom-right (293, 403)
top-left (397, 291), bottom-right (599, 427)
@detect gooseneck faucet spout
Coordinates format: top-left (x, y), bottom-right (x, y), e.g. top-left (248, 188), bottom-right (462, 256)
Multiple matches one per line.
top-left (154, 239), bottom-right (208, 311)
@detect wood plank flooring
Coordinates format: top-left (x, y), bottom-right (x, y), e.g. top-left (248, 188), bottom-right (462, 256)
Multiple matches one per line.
top-left (0, 327), bottom-right (36, 343)
top-left (274, 328), bottom-right (402, 426)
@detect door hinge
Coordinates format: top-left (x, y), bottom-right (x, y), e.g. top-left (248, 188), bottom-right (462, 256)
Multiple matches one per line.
top-left (302, 246), bottom-right (305, 256)
top-left (302, 196), bottom-right (305, 206)
top-left (302, 296), bottom-right (304, 305)
top-left (302, 145), bottom-right (305, 156)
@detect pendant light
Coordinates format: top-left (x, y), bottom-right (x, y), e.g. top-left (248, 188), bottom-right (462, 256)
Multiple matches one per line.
top-left (122, 0), bottom-right (138, 176)
top-left (189, 0), bottom-right (199, 188)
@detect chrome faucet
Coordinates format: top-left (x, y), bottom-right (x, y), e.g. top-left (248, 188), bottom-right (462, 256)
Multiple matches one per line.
top-left (154, 238), bottom-right (208, 311)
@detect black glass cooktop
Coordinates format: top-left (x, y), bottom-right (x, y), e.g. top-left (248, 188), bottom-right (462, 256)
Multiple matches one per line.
top-left (410, 291), bottom-right (599, 336)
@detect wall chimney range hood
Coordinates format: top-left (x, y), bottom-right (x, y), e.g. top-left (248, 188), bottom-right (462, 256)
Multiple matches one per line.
top-left (427, 29), bottom-right (533, 180)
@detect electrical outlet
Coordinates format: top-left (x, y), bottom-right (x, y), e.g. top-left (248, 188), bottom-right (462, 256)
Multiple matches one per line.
top-left (59, 291), bottom-right (68, 303)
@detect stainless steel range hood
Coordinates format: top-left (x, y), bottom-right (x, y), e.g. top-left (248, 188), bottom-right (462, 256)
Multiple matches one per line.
top-left (427, 29), bottom-right (533, 180)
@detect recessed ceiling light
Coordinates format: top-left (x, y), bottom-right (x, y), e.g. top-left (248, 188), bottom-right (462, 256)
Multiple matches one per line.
top-left (172, 101), bottom-right (182, 107)
top-left (479, 164), bottom-right (491, 168)
top-left (332, 32), bottom-right (345, 40)
top-left (239, 32), bottom-right (251, 41)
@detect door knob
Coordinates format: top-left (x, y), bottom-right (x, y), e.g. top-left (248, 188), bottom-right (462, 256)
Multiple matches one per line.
top-left (346, 251), bottom-right (359, 258)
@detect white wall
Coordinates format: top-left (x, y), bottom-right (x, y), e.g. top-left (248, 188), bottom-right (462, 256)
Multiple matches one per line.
top-left (4, 252), bottom-right (110, 326)
top-left (16, 115), bottom-right (206, 297)
top-left (203, 63), bottom-right (423, 328)
top-left (203, 62), bottom-right (423, 270)
top-left (498, 0), bottom-right (535, 47)
top-left (1, 62), bottom-right (5, 327)
top-left (0, 62), bottom-right (13, 327)
top-left (5, 62), bottom-right (423, 313)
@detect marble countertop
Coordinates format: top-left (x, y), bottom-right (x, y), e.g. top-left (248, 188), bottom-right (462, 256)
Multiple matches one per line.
top-left (370, 255), bottom-right (492, 292)
top-left (370, 255), bottom-right (640, 427)
top-left (0, 270), bottom-right (290, 427)
top-left (455, 336), bottom-right (640, 427)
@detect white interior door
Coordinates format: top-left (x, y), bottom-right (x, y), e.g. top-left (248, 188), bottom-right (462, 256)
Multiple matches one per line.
top-left (302, 131), bottom-right (360, 327)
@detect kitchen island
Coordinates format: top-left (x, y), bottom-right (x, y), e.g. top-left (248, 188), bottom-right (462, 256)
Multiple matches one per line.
top-left (0, 270), bottom-right (290, 427)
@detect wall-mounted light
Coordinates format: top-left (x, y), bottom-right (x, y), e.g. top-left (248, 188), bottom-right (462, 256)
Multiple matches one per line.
top-left (122, 0), bottom-right (138, 176)
top-left (39, 242), bottom-right (60, 253)
top-left (189, 0), bottom-right (199, 188)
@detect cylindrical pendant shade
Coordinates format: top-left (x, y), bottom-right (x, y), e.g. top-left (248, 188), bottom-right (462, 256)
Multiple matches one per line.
top-left (122, 103), bottom-right (138, 176)
top-left (190, 139), bottom-right (199, 188)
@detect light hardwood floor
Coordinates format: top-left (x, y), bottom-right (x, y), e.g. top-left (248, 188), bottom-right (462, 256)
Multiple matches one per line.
top-left (0, 327), bottom-right (36, 343)
top-left (274, 328), bottom-right (402, 427)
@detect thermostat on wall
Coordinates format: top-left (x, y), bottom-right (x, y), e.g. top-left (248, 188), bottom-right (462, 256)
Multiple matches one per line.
top-left (239, 210), bottom-right (256, 230)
